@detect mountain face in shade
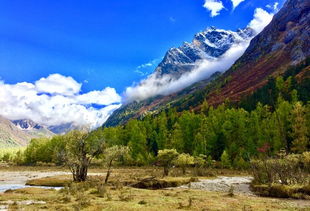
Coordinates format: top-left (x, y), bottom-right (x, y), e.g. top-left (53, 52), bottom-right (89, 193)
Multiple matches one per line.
top-left (48, 123), bottom-right (87, 134)
top-left (12, 119), bottom-right (54, 138)
top-left (12, 119), bottom-right (43, 130)
top-left (155, 27), bottom-right (254, 79)
top-left (104, 0), bottom-right (310, 127)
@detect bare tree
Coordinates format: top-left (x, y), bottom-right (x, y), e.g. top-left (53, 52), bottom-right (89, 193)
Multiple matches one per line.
top-left (102, 145), bottom-right (129, 184)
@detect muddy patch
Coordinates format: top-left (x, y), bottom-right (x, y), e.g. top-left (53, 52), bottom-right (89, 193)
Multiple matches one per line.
top-left (131, 177), bottom-right (198, 189)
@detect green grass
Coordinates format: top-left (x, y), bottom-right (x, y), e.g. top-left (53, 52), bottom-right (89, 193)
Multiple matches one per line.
top-left (26, 175), bottom-right (72, 187)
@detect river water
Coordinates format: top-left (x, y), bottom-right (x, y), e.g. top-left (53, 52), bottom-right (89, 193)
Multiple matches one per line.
top-left (0, 171), bottom-right (69, 192)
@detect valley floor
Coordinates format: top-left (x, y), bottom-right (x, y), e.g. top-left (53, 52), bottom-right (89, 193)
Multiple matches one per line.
top-left (0, 166), bottom-right (309, 210)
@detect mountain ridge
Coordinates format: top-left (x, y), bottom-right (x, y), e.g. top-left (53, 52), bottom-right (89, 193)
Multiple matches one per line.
top-left (104, 0), bottom-right (310, 127)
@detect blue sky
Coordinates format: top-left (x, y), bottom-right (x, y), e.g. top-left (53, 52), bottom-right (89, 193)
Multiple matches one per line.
top-left (0, 0), bottom-right (283, 127)
top-left (0, 0), bottom-right (283, 93)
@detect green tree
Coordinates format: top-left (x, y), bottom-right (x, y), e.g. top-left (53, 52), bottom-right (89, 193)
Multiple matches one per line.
top-left (24, 138), bottom-right (51, 164)
top-left (174, 153), bottom-right (194, 175)
top-left (220, 150), bottom-right (231, 168)
top-left (63, 130), bottom-right (104, 182)
top-left (275, 97), bottom-right (293, 153)
top-left (125, 120), bottom-right (148, 165)
top-left (291, 102), bottom-right (309, 153)
top-left (157, 149), bottom-right (179, 176)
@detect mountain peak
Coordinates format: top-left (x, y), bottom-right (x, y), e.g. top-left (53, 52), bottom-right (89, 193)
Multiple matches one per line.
top-left (155, 26), bottom-right (254, 78)
top-left (12, 119), bottom-right (43, 130)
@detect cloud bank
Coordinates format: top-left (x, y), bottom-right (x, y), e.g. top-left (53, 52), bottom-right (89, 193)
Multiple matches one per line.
top-left (231, 0), bottom-right (245, 9)
top-left (203, 0), bottom-right (225, 17)
top-left (248, 8), bottom-right (273, 34)
top-left (266, 2), bottom-right (279, 12)
top-left (124, 8), bottom-right (273, 103)
top-left (135, 58), bottom-right (161, 76)
top-left (0, 74), bottom-right (121, 129)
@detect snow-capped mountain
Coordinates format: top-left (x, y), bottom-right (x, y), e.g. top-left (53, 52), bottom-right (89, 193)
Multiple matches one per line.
top-left (155, 27), bottom-right (254, 78)
top-left (12, 119), bottom-right (54, 138)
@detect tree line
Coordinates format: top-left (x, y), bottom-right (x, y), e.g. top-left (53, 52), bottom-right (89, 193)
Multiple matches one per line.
top-left (2, 71), bottom-right (309, 181)
top-left (15, 85), bottom-right (309, 166)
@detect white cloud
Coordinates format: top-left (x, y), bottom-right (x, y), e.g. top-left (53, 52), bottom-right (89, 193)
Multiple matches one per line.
top-left (169, 17), bottom-right (176, 23)
top-left (266, 2), bottom-right (279, 12)
top-left (0, 74), bottom-right (121, 129)
top-left (203, 0), bottom-right (225, 17)
top-left (35, 74), bottom-right (81, 96)
top-left (247, 8), bottom-right (273, 34)
top-left (135, 58), bottom-right (161, 76)
top-left (124, 8), bottom-right (274, 102)
top-left (231, 0), bottom-right (245, 9)
top-left (125, 40), bottom-right (251, 102)
top-left (75, 88), bottom-right (121, 105)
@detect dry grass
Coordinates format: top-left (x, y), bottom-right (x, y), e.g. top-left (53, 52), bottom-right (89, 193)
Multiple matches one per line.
top-left (1, 185), bottom-right (309, 210)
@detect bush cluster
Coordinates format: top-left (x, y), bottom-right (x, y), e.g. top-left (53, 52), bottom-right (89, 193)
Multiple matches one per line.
top-left (251, 152), bottom-right (310, 185)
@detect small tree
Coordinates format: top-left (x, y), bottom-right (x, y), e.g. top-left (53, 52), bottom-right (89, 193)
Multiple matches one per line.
top-left (157, 149), bottom-right (179, 176)
top-left (102, 145), bottom-right (129, 184)
top-left (63, 130), bottom-right (104, 182)
top-left (174, 153), bottom-right (194, 175)
top-left (291, 102), bottom-right (309, 153)
top-left (220, 150), bottom-right (231, 169)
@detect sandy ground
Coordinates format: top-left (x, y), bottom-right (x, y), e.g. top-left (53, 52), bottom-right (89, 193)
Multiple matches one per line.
top-left (0, 171), bottom-right (70, 185)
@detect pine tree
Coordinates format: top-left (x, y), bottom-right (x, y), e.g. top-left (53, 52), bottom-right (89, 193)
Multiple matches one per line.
top-left (220, 150), bottom-right (231, 168)
top-left (291, 102), bottom-right (309, 153)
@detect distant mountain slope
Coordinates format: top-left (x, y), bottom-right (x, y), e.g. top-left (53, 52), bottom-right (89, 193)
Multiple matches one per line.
top-left (0, 116), bottom-right (32, 147)
top-left (104, 0), bottom-right (310, 127)
top-left (0, 117), bottom-right (55, 147)
top-left (12, 119), bottom-right (54, 138)
top-left (48, 122), bottom-right (86, 134)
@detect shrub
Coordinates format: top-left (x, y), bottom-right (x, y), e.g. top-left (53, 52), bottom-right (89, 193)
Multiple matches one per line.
top-left (233, 156), bottom-right (249, 170)
top-left (251, 153), bottom-right (310, 186)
